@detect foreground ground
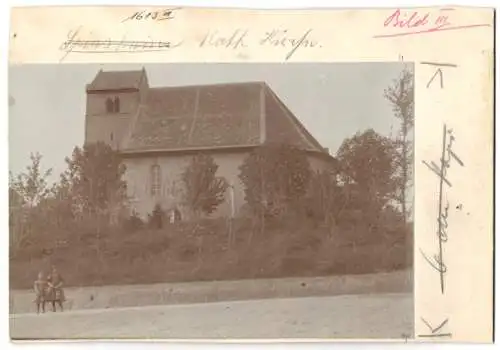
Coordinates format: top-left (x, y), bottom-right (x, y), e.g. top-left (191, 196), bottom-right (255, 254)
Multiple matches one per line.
top-left (10, 270), bottom-right (412, 314)
top-left (10, 293), bottom-right (413, 340)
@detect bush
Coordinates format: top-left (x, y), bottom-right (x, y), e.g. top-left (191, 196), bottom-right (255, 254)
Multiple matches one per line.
top-left (238, 143), bottom-right (312, 219)
top-left (123, 211), bottom-right (144, 232)
top-left (148, 204), bottom-right (165, 229)
top-left (10, 217), bottom-right (412, 289)
top-left (181, 153), bottom-right (228, 217)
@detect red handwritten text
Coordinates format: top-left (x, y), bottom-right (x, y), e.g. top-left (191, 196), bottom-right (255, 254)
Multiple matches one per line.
top-left (374, 8), bottom-right (490, 38)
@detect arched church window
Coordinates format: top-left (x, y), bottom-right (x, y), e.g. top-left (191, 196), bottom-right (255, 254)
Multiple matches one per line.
top-left (150, 164), bottom-right (161, 196)
top-left (105, 98), bottom-right (114, 113)
top-left (114, 97), bottom-right (120, 113)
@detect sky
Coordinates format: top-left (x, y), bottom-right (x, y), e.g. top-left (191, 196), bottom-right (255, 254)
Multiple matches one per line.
top-left (9, 62), bottom-right (411, 183)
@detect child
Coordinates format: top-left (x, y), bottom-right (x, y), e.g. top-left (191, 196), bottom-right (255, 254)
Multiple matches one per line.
top-left (47, 265), bottom-right (65, 311)
top-left (33, 272), bottom-right (47, 314)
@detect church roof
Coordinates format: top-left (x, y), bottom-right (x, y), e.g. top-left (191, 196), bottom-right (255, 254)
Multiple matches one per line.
top-left (121, 81), bottom-right (327, 155)
top-left (87, 69), bottom-right (329, 156)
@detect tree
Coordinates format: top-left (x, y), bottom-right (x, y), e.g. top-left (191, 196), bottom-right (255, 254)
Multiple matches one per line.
top-left (9, 153), bottom-right (54, 250)
top-left (9, 186), bottom-right (24, 208)
top-left (384, 68), bottom-right (414, 223)
top-left (306, 169), bottom-right (343, 235)
top-left (9, 186), bottom-right (27, 250)
top-left (239, 143), bottom-right (312, 218)
top-left (336, 129), bottom-right (398, 218)
top-left (9, 152), bottom-right (53, 208)
top-left (181, 153), bottom-right (228, 217)
top-left (64, 142), bottom-right (127, 222)
top-left (40, 175), bottom-right (75, 230)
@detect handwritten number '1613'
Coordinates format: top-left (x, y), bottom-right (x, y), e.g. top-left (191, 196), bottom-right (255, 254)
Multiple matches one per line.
top-left (122, 9), bottom-right (178, 22)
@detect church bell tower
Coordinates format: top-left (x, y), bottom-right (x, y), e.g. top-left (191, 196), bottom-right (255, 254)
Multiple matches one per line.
top-left (84, 67), bottom-right (149, 150)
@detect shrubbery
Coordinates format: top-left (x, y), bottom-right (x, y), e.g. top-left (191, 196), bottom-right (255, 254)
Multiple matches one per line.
top-left (10, 216), bottom-right (412, 289)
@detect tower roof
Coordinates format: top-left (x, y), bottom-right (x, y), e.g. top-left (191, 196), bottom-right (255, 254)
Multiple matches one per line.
top-left (87, 69), bottom-right (145, 92)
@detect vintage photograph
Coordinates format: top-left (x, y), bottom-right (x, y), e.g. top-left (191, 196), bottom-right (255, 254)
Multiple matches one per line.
top-left (9, 63), bottom-right (414, 340)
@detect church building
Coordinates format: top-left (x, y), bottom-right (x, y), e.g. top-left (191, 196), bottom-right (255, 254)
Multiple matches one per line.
top-left (84, 68), bottom-right (335, 220)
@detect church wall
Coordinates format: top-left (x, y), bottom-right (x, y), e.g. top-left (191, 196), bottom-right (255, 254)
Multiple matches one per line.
top-left (123, 151), bottom-right (249, 221)
top-left (122, 150), bottom-right (335, 222)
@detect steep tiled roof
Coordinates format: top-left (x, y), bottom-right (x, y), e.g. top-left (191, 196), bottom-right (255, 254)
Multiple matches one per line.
top-left (87, 69), bottom-right (145, 92)
top-left (122, 82), bottom-right (263, 152)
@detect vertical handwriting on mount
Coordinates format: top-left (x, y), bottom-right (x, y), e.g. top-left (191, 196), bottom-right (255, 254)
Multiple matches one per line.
top-left (422, 127), bottom-right (464, 188)
top-left (418, 318), bottom-right (452, 338)
top-left (419, 248), bottom-right (447, 274)
top-left (421, 125), bottom-right (464, 294)
top-left (122, 8), bottom-right (180, 22)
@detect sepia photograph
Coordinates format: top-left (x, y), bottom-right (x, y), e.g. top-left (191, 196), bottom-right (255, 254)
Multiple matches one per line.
top-left (9, 62), bottom-right (414, 340)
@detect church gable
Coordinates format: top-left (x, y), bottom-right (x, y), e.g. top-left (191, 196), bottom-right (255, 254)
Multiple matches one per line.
top-left (263, 85), bottom-right (326, 153)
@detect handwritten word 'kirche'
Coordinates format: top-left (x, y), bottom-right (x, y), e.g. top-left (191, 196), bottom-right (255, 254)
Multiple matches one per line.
top-left (374, 7), bottom-right (490, 38)
top-left (421, 125), bottom-right (464, 294)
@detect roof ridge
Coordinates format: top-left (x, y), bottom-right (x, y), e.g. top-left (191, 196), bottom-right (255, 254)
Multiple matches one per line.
top-left (148, 81), bottom-right (266, 91)
top-left (99, 68), bottom-right (144, 74)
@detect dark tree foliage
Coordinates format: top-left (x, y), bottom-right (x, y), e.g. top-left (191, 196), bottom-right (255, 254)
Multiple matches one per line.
top-left (181, 153), bottom-right (228, 217)
top-left (123, 210), bottom-right (144, 232)
top-left (64, 142), bottom-right (127, 216)
top-left (239, 143), bottom-right (312, 217)
top-left (336, 129), bottom-right (398, 216)
top-left (148, 204), bottom-right (165, 229)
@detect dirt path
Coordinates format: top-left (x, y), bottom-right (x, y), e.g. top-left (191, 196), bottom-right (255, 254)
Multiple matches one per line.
top-left (10, 270), bottom-right (412, 314)
top-left (11, 293), bottom-right (413, 340)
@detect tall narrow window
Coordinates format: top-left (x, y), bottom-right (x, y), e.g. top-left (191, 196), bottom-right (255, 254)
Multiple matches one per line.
top-left (105, 98), bottom-right (114, 113)
top-left (114, 97), bottom-right (120, 113)
top-left (150, 164), bottom-right (161, 196)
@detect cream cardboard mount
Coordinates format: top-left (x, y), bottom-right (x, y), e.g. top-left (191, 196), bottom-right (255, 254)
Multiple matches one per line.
top-left (8, 6), bottom-right (494, 342)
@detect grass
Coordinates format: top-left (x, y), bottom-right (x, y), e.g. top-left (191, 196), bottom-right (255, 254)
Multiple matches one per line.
top-left (10, 217), bottom-right (412, 290)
